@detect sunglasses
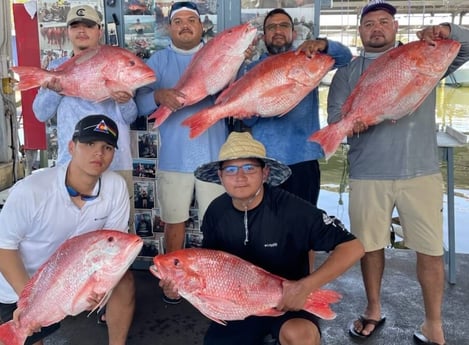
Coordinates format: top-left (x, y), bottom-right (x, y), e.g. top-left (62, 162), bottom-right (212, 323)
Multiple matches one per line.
top-left (66, 178), bottom-right (101, 201)
top-left (221, 164), bottom-right (261, 176)
top-left (169, 1), bottom-right (199, 16)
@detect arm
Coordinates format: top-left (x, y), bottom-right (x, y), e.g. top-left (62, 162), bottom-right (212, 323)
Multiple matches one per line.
top-left (32, 58), bottom-right (67, 122)
top-left (417, 24), bottom-right (469, 76)
top-left (32, 87), bottom-right (64, 122)
top-left (277, 238), bottom-right (364, 311)
top-left (0, 249), bottom-right (30, 297)
top-left (326, 39), bottom-right (353, 69)
top-left (296, 39), bottom-right (352, 69)
top-left (116, 98), bottom-right (138, 125)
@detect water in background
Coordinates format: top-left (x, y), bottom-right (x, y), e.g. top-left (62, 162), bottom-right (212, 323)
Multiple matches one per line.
top-left (318, 84), bottom-right (469, 191)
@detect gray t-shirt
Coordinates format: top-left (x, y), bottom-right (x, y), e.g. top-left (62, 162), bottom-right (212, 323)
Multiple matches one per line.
top-left (327, 24), bottom-right (469, 180)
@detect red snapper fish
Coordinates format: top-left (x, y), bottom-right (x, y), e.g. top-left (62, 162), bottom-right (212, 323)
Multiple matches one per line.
top-left (309, 39), bottom-right (461, 160)
top-left (148, 22), bottom-right (257, 127)
top-left (149, 248), bottom-right (342, 325)
top-left (11, 45), bottom-right (156, 102)
top-left (182, 51), bottom-right (335, 138)
top-left (0, 230), bottom-right (143, 345)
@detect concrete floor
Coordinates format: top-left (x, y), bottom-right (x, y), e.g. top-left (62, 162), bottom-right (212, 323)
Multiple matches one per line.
top-left (41, 249), bottom-right (469, 345)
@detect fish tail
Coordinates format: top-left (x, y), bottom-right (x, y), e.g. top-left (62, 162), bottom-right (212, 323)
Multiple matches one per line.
top-left (308, 123), bottom-right (346, 160)
top-left (11, 66), bottom-right (48, 91)
top-left (0, 321), bottom-right (26, 345)
top-left (149, 107), bottom-right (172, 128)
top-left (182, 109), bottom-right (219, 139)
top-left (303, 289), bottom-right (342, 320)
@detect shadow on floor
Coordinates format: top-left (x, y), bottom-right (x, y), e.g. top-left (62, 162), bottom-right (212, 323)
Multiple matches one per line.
top-left (44, 249), bottom-right (469, 345)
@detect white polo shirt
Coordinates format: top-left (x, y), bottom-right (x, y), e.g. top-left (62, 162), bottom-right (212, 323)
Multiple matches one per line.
top-left (0, 164), bottom-right (130, 303)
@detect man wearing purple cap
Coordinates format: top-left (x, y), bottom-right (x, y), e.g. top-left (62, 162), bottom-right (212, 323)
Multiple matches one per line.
top-left (327, 1), bottom-right (469, 344)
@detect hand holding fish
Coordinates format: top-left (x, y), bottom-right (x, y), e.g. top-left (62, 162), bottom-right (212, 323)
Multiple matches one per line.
top-left (296, 39), bottom-right (328, 57)
top-left (276, 280), bottom-right (310, 312)
top-left (109, 90), bottom-right (133, 104)
top-left (41, 77), bottom-right (63, 93)
top-left (86, 291), bottom-right (106, 310)
top-left (12, 308), bottom-right (41, 336)
top-left (154, 89), bottom-right (186, 112)
top-left (416, 24), bottom-right (451, 45)
top-left (158, 277), bottom-right (180, 300)
top-left (347, 120), bottom-right (368, 137)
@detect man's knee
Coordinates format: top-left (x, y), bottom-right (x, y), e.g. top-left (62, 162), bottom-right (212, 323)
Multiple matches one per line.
top-left (279, 318), bottom-right (320, 345)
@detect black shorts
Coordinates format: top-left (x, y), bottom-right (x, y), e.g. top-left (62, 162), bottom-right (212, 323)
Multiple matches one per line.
top-left (203, 310), bottom-right (321, 345)
top-left (0, 302), bottom-right (60, 345)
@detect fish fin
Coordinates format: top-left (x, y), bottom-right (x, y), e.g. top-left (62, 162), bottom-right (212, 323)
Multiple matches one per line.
top-left (302, 289), bottom-right (342, 320)
top-left (254, 308), bottom-right (285, 317)
top-left (11, 66), bottom-right (49, 91)
top-left (0, 320), bottom-right (26, 345)
top-left (87, 289), bottom-right (114, 318)
top-left (308, 122), bottom-right (347, 160)
top-left (182, 108), bottom-right (219, 139)
top-left (200, 312), bottom-right (227, 326)
top-left (149, 106), bottom-right (172, 128)
top-left (103, 79), bottom-right (133, 97)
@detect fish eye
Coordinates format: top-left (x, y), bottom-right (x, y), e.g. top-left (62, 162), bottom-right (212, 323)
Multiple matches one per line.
top-left (129, 60), bottom-right (135, 66)
top-left (173, 258), bottom-right (180, 267)
top-left (107, 236), bottom-right (115, 242)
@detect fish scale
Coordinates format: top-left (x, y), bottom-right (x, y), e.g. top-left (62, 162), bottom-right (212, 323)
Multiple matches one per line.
top-left (309, 39), bottom-right (462, 159)
top-left (0, 230), bottom-right (143, 345)
top-left (150, 248), bottom-right (341, 325)
top-left (148, 22), bottom-right (258, 127)
top-left (11, 45), bottom-right (156, 103)
top-left (182, 51), bottom-right (335, 138)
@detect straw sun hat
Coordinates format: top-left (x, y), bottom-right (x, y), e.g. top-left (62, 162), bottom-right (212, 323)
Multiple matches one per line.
top-left (194, 131), bottom-right (291, 186)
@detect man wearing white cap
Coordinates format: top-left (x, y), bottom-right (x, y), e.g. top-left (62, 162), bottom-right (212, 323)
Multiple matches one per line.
top-left (33, 5), bottom-right (137, 236)
top-left (160, 131), bottom-right (364, 345)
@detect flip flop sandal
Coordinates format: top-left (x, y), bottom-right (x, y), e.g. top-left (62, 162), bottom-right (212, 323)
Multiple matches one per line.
top-left (413, 330), bottom-right (446, 345)
top-left (349, 315), bottom-right (386, 339)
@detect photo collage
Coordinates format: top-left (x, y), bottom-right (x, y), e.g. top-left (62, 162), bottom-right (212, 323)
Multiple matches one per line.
top-left (130, 118), bottom-right (202, 260)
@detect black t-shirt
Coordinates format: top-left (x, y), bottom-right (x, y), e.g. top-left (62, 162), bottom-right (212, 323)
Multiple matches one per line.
top-left (202, 185), bottom-right (356, 280)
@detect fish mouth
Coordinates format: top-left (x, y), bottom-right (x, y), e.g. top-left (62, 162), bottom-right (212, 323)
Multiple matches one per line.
top-left (135, 74), bottom-right (157, 88)
top-left (149, 265), bottom-right (161, 279)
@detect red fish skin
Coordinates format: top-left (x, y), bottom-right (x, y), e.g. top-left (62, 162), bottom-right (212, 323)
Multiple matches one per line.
top-left (150, 248), bottom-right (341, 325)
top-left (0, 230), bottom-right (143, 345)
top-left (309, 39), bottom-right (462, 160)
top-left (148, 22), bottom-right (257, 127)
top-left (182, 51), bottom-right (335, 138)
top-left (11, 45), bottom-right (156, 103)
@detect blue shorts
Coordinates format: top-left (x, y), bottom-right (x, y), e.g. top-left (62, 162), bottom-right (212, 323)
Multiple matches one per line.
top-left (203, 311), bottom-right (321, 345)
top-left (0, 302), bottom-right (60, 345)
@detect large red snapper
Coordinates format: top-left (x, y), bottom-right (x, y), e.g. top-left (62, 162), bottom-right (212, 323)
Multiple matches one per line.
top-left (309, 39), bottom-right (461, 160)
top-left (182, 51), bottom-right (335, 138)
top-left (0, 230), bottom-right (143, 345)
top-left (11, 45), bottom-right (156, 102)
top-left (149, 248), bottom-right (341, 325)
top-left (148, 22), bottom-right (257, 127)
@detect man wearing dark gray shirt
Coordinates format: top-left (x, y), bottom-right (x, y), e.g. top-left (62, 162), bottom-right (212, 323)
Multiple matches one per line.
top-left (327, 1), bottom-right (469, 344)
